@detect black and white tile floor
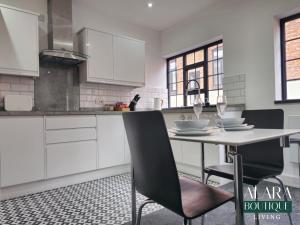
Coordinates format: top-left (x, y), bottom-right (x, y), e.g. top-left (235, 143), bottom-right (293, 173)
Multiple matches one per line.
top-left (0, 173), bottom-right (210, 225)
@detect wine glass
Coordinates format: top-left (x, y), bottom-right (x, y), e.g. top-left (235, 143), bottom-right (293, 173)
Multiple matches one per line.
top-left (193, 94), bottom-right (203, 120)
top-left (216, 95), bottom-right (227, 131)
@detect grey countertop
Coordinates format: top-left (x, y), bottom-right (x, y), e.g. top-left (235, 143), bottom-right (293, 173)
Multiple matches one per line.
top-left (0, 104), bottom-right (245, 116)
top-left (0, 110), bottom-right (123, 116)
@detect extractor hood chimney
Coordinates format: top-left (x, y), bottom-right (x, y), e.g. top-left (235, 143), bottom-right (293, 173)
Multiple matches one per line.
top-left (39, 0), bottom-right (87, 65)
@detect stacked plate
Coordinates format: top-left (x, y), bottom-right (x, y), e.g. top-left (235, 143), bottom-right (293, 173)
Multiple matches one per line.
top-left (169, 119), bottom-right (217, 136)
top-left (215, 118), bottom-right (254, 131)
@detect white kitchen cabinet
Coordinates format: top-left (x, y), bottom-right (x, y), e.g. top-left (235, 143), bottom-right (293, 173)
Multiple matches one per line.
top-left (78, 28), bottom-right (114, 83)
top-left (78, 28), bottom-right (145, 87)
top-left (182, 142), bottom-right (201, 167)
top-left (47, 141), bottom-right (97, 179)
top-left (113, 36), bottom-right (145, 86)
top-left (0, 117), bottom-right (44, 187)
top-left (97, 115), bottom-right (125, 168)
top-left (170, 140), bottom-right (182, 163)
top-left (0, 5), bottom-right (39, 77)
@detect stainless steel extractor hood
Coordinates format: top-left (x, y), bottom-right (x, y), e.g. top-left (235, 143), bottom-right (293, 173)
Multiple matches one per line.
top-left (39, 0), bottom-right (87, 65)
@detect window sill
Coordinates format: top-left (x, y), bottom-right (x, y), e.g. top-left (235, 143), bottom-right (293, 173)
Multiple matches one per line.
top-left (162, 104), bottom-right (245, 114)
top-left (274, 99), bottom-right (300, 104)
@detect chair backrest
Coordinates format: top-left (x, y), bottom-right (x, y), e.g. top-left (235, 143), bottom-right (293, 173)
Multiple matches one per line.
top-left (122, 111), bottom-right (184, 216)
top-left (239, 109), bottom-right (284, 170)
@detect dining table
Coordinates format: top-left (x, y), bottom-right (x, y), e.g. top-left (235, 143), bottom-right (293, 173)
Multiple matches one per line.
top-left (130, 128), bottom-right (300, 225)
top-left (168, 128), bottom-right (300, 225)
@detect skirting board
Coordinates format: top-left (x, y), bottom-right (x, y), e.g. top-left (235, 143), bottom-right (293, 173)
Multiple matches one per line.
top-left (0, 164), bottom-right (130, 200)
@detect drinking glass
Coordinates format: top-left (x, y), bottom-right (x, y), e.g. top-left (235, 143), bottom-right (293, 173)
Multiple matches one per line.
top-left (193, 94), bottom-right (203, 120)
top-left (216, 95), bottom-right (227, 131)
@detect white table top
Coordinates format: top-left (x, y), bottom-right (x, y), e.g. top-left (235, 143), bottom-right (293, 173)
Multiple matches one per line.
top-left (169, 129), bottom-right (300, 146)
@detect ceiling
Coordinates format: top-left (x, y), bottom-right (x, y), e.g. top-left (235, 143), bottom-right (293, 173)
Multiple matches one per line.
top-left (81, 0), bottom-right (222, 31)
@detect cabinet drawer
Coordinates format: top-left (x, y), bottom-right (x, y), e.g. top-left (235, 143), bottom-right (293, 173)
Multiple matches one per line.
top-left (46, 141), bottom-right (97, 179)
top-left (46, 128), bottom-right (96, 144)
top-left (46, 116), bottom-right (96, 130)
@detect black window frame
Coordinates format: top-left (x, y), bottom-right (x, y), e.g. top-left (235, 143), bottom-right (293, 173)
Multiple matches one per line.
top-left (280, 13), bottom-right (300, 102)
top-left (166, 40), bottom-right (223, 108)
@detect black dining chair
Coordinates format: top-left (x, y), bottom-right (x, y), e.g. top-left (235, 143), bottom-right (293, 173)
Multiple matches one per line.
top-left (204, 109), bottom-right (293, 225)
top-left (123, 111), bottom-right (234, 225)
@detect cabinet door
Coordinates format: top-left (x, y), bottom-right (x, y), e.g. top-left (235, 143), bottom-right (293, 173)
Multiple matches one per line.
top-left (86, 29), bottom-right (114, 81)
top-left (181, 142), bottom-right (201, 167)
top-left (47, 141), bottom-right (97, 179)
top-left (114, 36), bottom-right (145, 85)
top-left (0, 117), bottom-right (44, 187)
top-left (97, 115), bottom-right (125, 168)
top-left (0, 6), bottom-right (38, 76)
top-left (170, 140), bottom-right (182, 163)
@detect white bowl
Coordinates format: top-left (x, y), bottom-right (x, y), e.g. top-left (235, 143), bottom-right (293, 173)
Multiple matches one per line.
top-left (175, 119), bottom-right (210, 130)
top-left (216, 117), bottom-right (245, 126)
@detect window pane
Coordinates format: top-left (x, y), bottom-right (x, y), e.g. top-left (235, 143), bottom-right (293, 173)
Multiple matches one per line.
top-left (177, 95), bottom-right (184, 107)
top-left (169, 83), bottom-right (177, 93)
top-left (169, 71), bottom-right (176, 83)
top-left (196, 67), bottom-right (204, 78)
top-left (195, 50), bottom-right (204, 63)
top-left (176, 57), bottom-right (183, 69)
top-left (208, 45), bottom-right (218, 61)
top-left (208, 75), bottom-right (223, 90)
top-left (188, 69), bottom-right (196, 80)
top-left (170, 96), bottom-right (177, 107)
top-left (187, 94), bottom-right (205, 106)
top-left (218, 43), bottom-right (224, 58)
top-left (286, 59), bottom-right (300, 80)
top-left (286, 39), bottom-right (300, 61)
top-left (285, 18), bottom-right (300, 41)
top-left (287, 80), bottom-right (300, 99)
top-left (177, 69), bottom-right (183, 82)
top-left (169, 59), bottom-right (176, 71)
top-left (209, 90), bottom-right (223, 105)
top-left (186, 53), bottom-right (195, 65)
top-left (177, 82), bottom-right (184, 95)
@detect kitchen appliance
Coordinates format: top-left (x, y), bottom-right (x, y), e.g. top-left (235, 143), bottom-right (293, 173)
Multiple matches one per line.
top-left (129, 94), bottom-right (141, 111)
top-left (39, 0), bottom-right (87, 65)
top-left (4, 95), bottom-right (33, 111)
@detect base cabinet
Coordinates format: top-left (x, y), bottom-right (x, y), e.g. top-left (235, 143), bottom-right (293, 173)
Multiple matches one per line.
top-left (47, 141), bottom-right (97, 179)
top-left (97, 115), bottom-right (125, 168)
top-left (0, 117), bottom-right (44, 187)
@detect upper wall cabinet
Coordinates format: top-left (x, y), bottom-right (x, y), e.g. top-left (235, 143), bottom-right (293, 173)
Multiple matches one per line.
top-left (78, 28), bottom-right (145, 87)
top-left (113, 36), bottom-right (145, 85)
top-left (0, 5), bottom-right (39, 77)
top-left (78, 28), bottom-right (114, 83)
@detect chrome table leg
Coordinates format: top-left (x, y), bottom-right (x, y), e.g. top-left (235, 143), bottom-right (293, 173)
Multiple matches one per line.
top-left (201, 143), bottom-right (205, 183)
top-left (231, 146), bottom-right (245, 225)
top-left (131, 165), bottom-right (136, 225)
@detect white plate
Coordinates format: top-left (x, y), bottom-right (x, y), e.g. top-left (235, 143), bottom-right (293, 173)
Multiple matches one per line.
top-left (216, 118), bottom-right (245, 126)
top-left (225, 125), bottom-right (255, 131)
top-left (217, 124), bottom-right (248, 128)
top-left (170, 127), bottom-right (215, 132)
top-left (169, 129), bottom-right (217, 136)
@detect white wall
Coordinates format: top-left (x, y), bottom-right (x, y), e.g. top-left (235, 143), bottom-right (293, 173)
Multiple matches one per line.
top-left (72, 0), bottom-right (165, 89)
top-left (161, 0), bottom-right (300, 178)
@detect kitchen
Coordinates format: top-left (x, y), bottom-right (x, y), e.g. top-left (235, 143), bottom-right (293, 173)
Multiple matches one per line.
top-left (1, 0), bottom-right (300, 225)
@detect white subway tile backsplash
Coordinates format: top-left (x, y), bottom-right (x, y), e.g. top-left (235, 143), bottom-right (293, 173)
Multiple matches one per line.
top-left (223, 74), bottom-right (246, 105)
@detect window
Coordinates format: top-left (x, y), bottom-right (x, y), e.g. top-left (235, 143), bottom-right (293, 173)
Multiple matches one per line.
top-left (167, 40), bottom-right (223, 108)
top-left (280, 13), bottom-right (300, 100)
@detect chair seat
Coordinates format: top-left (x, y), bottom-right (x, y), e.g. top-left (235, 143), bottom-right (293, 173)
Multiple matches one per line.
top-left (204, 164), bottom-right (282, 186)
top-left (179, 176), bottom-right (234, 219)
